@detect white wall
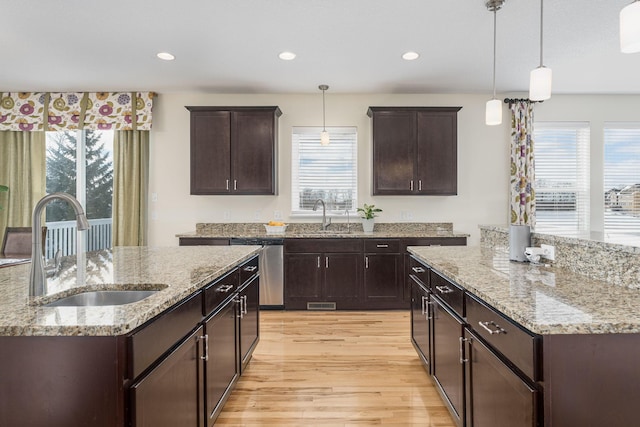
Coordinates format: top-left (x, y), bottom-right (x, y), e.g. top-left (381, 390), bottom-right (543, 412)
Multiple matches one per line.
top-left (148, 92), bottom-right (510, 247)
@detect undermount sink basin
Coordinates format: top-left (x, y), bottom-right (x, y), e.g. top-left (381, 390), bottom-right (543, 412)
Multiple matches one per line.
top-left (44, 290), bottom-right (159, 307)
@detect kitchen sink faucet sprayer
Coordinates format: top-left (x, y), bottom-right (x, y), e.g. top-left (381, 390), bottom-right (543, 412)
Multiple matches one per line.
top-left (29, 192), bottom-right (90, 297)
top-left (313, 199), bottom-right (331, 230)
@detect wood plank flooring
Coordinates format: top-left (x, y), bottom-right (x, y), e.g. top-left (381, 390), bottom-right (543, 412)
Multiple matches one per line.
top-left (216, 310), bottom-right (456, 426)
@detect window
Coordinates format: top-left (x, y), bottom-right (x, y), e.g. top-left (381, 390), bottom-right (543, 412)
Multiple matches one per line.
top-left (291, 127), bottom-right (357, 214)
top-left (533, 122), bottom-right (590, 235)
top-left (604, 123), bottom-right (640, 238)
top-left (45, 130), bottom-right (114, 257)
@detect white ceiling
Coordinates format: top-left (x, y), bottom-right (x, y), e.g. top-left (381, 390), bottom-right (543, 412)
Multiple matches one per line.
top-left (3, 0), bottom-right (639, 95)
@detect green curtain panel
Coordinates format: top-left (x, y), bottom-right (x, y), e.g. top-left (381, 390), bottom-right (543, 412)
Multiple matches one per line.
top-left (113, 130), bottom-right (149, 246)
top-left (509, 101), bottom-right (536, 227)
top-left (0, 131), bottom-right (46, 244)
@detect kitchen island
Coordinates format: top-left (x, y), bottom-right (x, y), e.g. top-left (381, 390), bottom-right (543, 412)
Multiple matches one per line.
top-left (0, 245), bottom-right (261, 427)
top-left (408, 244), bottom-right (640, 427)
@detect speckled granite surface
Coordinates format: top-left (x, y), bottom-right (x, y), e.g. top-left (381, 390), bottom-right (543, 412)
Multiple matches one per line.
top-left (0, 246), bottom-right (260, 337)
top-left (480, 225), bottom-right (640, 289)
top-left (409, 245), bottom-right (640, 335)
top-left (177, 222), bottom-right (468, 239)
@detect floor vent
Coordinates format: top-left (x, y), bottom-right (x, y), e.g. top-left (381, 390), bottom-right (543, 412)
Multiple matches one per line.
top-left (307, 302), bottom-right (336, 311)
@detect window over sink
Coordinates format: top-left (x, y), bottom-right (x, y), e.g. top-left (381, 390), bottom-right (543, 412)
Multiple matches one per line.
top-left (291, 126), bottom-right (357, 215)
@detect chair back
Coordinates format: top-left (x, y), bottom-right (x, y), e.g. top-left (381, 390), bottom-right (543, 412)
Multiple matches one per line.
top-left (1, 227), bottom-right (46, 258)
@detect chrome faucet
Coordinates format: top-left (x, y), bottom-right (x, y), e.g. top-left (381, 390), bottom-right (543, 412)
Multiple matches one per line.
top-left (313, 199), bottom-right (331, 230)
top-left (29, 193), bottom-right (90, 297)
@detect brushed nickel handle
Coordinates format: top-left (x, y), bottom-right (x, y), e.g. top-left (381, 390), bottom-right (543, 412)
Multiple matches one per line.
top-left (459, 337), bottom-right (469, 364)
top-left (421, 296), bottom-right (427, 315)
top-left (365, 256), bottom-right (369, 269)
top-left (426, 300), bottom-right (434, 320)
top-left (412, 266), bottom-right (425, 273)
top-left (478, 321), bottom-right (506, 335)
top-left (325, 257), bottom-right (329, 268)
top-left (410, 180), bottom-right (414, 191)
top-left (236, 296), bottom-right (244, 319)
top-left (226, 179), bottom-right (229, 190)
top-left (317, 256), bottom-right (320, 268)
top-left (419, 180), bottom-right (422, 191)
top-left (233, 179), bottom-right (237, 190)
top-left (217, 284), bottom-right (234, 293)
top-left (243, 295), bottom-right (248, 315)
top-left (199, 334), bottom-right (209, 361)
top-left (244, 265), bottom-right (257, 272)
top-left (376, 244), bottom-right (389, 248)
top-left (435, 285), bottom-right (454, 294)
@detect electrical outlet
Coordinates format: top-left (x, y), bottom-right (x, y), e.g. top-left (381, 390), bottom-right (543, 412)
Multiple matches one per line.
top-left (541, 244), bottom-right (555, 261)
top-left (274, 210), bottom-right (282, 220)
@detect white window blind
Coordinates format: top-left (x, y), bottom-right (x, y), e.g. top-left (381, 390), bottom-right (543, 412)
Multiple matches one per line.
top-left (533, 122), bottom-right (590, 235)
top-left (604, 123), bottom-right (640, 238)
top-left (291, 127), bottom-right (357, 214)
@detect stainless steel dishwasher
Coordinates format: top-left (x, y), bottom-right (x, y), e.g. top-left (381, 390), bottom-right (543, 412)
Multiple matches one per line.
top-left (230, 237), bottom-right (283, 309)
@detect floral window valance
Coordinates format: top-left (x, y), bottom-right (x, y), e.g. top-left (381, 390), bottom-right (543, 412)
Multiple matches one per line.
top-left (0, 92), bottom-right (154, 132)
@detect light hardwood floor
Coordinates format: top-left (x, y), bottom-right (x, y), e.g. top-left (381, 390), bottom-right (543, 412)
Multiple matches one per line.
top-left (216, 310), bottom-right (456, 426)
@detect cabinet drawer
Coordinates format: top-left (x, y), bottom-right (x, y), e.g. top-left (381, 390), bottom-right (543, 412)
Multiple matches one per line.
top-left (239, 255), bottom-right (259, 285)
top-left (204, 268), bottom-right (240, 316)
top-left (430, 270), bottom-right (464, 317)
top-left (408, 256), bottom-right (429, 286)
top-left (403, 237), bottom-right (467, 248)
top-left (285, 238), bottom-right (362, 253)
top-left (466, 293), bottom-right (540, 381)
top-left (179, 237), bottom-right (230, 246)
top-left (129, 291), bottom-right (203, 380)
top-left (364, 239), bottom-right (400, 253)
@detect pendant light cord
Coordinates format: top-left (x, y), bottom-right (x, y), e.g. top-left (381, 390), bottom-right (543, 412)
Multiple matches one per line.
top-left (322, 88), bottom-right (326, 131)
top-left (492, 8), bottom-right (497, 99)
top-left (539, 0), bottom-right (544, 67)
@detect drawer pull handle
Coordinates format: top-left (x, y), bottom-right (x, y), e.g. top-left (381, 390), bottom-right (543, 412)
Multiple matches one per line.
top-left (478, 321), bottom-right (506, 335)
top-left (376, 244), bottom-right (389, 248)
top-left (412, 266), bottom-right (425, 273)
top-left (244, 265), bottom-right (257, 272)
top-left (217, 284), bottom-right (234, 293)
top-left (435, 285), bottom-right (454, 294)
top-left (421, 295), bottom-right (428, 315)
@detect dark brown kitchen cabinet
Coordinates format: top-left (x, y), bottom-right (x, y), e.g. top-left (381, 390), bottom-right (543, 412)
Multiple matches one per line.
top-left (187, 106), bottom-right (281, 195)
top-left (410, 274), bottom-right (432, 373)
top-left (238, 274), bottom-right (259, 373)
top-left (130, 326), bottom-right (204, 427)
top-left (363, 239), bottom-right (403, 309)
top-left (464, 328), bottom-right (539, 427)
top-left (284, 239), bottom-right (362, 310)
top-left (368, 107), bottom-right (461, 195)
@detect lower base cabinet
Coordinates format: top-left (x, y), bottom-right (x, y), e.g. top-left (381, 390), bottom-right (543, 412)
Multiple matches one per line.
top-left (464, 329), bottom-right (539, 427)
top-left (131, 327), bottom-right (204, 427)
top-left (238, 275), bottom-right (260, 373)
top-left (410, 275), bottom-right (432, 371)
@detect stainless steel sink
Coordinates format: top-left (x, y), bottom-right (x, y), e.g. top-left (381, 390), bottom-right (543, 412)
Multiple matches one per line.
top-left (44, 290), bottom-right (159, 307)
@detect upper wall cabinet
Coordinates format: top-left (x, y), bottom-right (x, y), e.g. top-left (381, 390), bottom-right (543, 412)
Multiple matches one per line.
top-left (368, 107), bottom-right (461, 196)
top-left (186, 106), bottom-right (282, 195)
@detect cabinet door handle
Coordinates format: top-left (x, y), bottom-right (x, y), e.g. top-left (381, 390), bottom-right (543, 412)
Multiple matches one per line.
top-left (478, 321), bottom-right (506, 335)
top-left (199, 334), bottom-right (209, 361)
top-left (217, 284), bottom-right (234, 293)
top-left (410, 180), bottom-right (414, 191)
top-left (243, 295), bottom-right (248, 315)
top-left (412, 266), bottom-right (425, 273)
top-left (459, 337), bottom-right (469, 364)
top-left (244, 265), bottom-right (257, 272)
top-left (376, 244), bottom-right (389, 248)
top-left (317, 256), bottom-right (321, 268)
top-left (233, 180), bottom-right (237, 190)
top-left (435, 285), bottom-right (454, 294)
top-left (325, 257), bottom-right (329, 269)
top-left (365, 256), bottom-right (369, 269)
top-left (426, 300), bottom-right (434, 320)
top-left (421, 295), bottom-right (427, 315)
top-left (226, 179), bottom-right (230, 190)
top-left (236, 296), bottom-right (244, 319)
top-left (419, 180), bottom-right (422, 191)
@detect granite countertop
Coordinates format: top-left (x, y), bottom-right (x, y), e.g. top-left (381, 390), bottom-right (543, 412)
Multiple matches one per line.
top-left (408, 245), bottom-right (640, 335)
top-left (0, 246), bottom-right (261, 337)
top-left (177, 222), bottom-right (469, 240)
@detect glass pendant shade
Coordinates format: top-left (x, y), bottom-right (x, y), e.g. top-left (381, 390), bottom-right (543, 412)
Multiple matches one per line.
top-left (529, 66), bottom-right (552, 101)
top-left (486, 99), bottom-right (502, 126)
top-left (320, 130), bottom-right (330, 146)
top-left (620, 1), bottom-right (640, 53)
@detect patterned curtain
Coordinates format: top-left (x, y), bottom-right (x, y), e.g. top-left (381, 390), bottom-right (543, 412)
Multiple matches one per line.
top-left (0, 92), bottom-right (154, 131)
top-left (509, 101), bottom-right (536, 226)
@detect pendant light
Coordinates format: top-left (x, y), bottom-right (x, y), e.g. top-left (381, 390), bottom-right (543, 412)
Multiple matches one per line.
top-left (529, 0), bottom-right (552, 101)
top-left (620, 1), bottom-right (640, 53)
top-left (486, 0), bottom-right (505, 126)
top-left (319, 84), bottom-right (330, 146)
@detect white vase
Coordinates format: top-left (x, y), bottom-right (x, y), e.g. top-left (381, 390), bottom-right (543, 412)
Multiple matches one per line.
top-left (362, 218), bottom-right (375, 233)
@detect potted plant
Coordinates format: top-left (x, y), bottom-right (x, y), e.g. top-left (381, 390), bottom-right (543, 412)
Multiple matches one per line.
top-left (357, 203), bottom-right (382, 233)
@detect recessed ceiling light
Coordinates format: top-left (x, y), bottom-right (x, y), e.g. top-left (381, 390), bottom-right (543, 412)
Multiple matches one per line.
top-left (402, 51), bottom-right (420, 61)
top-left (279, 51), bottom-right (296, 60)
top-left (157, 52), bottom-right (175, 61)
